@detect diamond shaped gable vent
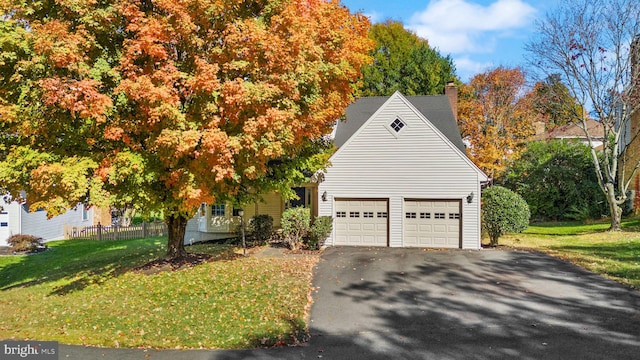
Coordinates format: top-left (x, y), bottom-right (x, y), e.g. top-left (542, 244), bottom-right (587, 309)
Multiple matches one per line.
top-left (390, 118), bottom-right (405, 132)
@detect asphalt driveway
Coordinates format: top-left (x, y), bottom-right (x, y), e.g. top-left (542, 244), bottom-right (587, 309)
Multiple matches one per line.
top-left (306, 247), bottom-right (640, 360)
top-left (58, 247), bottom-right (640, 359)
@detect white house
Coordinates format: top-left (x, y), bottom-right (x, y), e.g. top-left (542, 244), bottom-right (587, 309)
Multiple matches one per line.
top-left (187, 90), bottom-right (488, 249)
top-left (317, 92), bottom-right (488, 249)
top-left (0, 196), bottom-right (108, 246)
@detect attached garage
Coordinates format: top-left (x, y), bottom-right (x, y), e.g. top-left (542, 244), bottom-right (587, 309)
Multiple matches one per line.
top-left (334, 199), bottom-right (388, 246)
top-left (404, 200), bottom-right (461, 248)
top-left (317, 92), bottom-right (488, 249)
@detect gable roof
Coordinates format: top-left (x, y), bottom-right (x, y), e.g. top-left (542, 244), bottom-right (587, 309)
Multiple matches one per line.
top-left (532, 119), bottom-right (604, 141)
top-left (334, 95), bottom-right (466, 153)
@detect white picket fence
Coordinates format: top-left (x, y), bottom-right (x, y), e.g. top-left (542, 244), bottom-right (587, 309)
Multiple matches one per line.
top-left (64, 222), bottom-right (167, 241)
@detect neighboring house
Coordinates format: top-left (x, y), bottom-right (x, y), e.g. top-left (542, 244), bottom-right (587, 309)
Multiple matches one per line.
top-left (622, 108), bottom-right (640, 213)
top-left (318, 92), bottom-right (487, 249)
top-left (188, 90), bottom-right (488, 249)
top-left (0, 196), bottom-right (111, 247)
top-left (532, 119), bottom-right (605, 149)
top-left (620, 36), bottom-right (640, 213)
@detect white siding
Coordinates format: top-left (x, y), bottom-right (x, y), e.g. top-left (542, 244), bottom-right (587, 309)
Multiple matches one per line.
top-left (0, 198), bottom-right (94, 245)
top-left (21, 204), bottom-right (93, 241)
top-left (389, 197), bottom-right (403, 247)
top-left (319, 195), bottom-right (335, 245)
top-left (0, 201), bottom-right (21, 246)
top-left (1, 200), bottom-right (21, 246)
top-left (318, 93), bottom-right (486, 249)
top-left (184, 216), bottom-right (233, 245)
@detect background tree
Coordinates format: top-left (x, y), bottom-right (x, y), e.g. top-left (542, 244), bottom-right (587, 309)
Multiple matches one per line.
top-left (458, 67), bottom-right (537, 179)
top-left (359, 20), bottom-right (457, 96)
top-left (526, 0), bottom-right (640, 230)
top-left (0, 0), bottom-right (373, 260)
top-left (482, 186), bottom-right (530, 246)
top-left (530, 74), bottom-right (584, 129)
top-left (502, 140), bottom-right (607, 221)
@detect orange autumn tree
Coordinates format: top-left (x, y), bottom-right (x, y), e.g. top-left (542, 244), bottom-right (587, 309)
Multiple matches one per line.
top-left (0, 0), bottom-right (373, 259)
top-left (458, 67), bottom-right (538, 179)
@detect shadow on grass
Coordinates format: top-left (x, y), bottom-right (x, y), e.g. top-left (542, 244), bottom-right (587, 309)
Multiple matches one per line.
top-left (0, 237), bottom-right (167, 295)
top-left (546, 242), bottom-right (640, 286)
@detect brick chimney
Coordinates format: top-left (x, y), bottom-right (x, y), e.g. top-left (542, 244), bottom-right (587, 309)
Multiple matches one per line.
top-left (444, 81), bottom-right (458, 122)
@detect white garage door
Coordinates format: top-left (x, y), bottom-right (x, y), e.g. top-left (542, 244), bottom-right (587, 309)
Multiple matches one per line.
top-left (404, 200), bottom-right (461, 248)
top-left (334, 199), bottom-right (388, 246)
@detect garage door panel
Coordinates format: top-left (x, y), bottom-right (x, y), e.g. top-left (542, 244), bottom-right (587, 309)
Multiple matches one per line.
top-left (335, 199), bottom-right (388, 246)
top-left (363, 223), bottom-right (376, 231)
top-left (433, 237), bottom-right (446, 245)
top-left (434, 224), bottom-right (447, 232)
top-left (404, 200), bottom-right (460, 248)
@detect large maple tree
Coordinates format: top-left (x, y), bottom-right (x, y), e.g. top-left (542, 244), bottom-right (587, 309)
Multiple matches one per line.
top-left (0, 0), bottom-right (373, 259)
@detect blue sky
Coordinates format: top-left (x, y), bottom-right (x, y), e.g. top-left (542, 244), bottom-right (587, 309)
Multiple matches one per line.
top-left (340, 0), bottom-right (557, 82)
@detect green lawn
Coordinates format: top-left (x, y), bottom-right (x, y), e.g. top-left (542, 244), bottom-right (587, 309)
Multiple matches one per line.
top-left (0, 238), bottom-right (318, 349)
top-left (3, 221), bottom-right (638, 349)
top-left (494, 219), bottom-right (640, 289)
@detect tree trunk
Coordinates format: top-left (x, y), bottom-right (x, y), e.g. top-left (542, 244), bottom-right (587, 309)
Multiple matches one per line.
top-left (605, 183), bottom-right (622, 231)
top-left (489, 234), bottom-right (499, 247)
top-left (166, 213), bottom-right (188, 260)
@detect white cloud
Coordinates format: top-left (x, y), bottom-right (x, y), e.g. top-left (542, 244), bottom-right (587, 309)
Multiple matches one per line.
top-left (453, 56), bottom-right (495, 80)
top-left (362, 11), bottom-right (382, 24)
top-left (407, 0), bottom-right (537, 54)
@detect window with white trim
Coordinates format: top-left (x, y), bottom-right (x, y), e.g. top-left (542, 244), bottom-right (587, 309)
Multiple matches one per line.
top-left (82, 205), bottom-right (89, 221)
top-left (212, 204), bottom-right (226, 217)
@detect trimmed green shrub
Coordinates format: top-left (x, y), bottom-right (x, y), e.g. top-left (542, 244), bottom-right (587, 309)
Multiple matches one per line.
top-left (249, 214), bottom-right (274, 244)
top-left (307, 216), bottom-right (332, 250)
top-left (7, 234), bottom-right (44, 252)
top-left (482, 186), bottom-right (530, 246)
top-left (281, 207), bottom-right (311, 250)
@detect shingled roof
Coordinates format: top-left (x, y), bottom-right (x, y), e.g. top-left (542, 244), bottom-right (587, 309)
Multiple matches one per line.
top-left (334, 95), bottom-right (466, 153)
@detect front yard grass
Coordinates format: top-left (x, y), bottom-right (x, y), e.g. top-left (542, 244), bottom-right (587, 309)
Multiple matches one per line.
top-left (0, 238), bottom-right (318, 349)
top-left (494, 219), bottom-right (640, 289)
